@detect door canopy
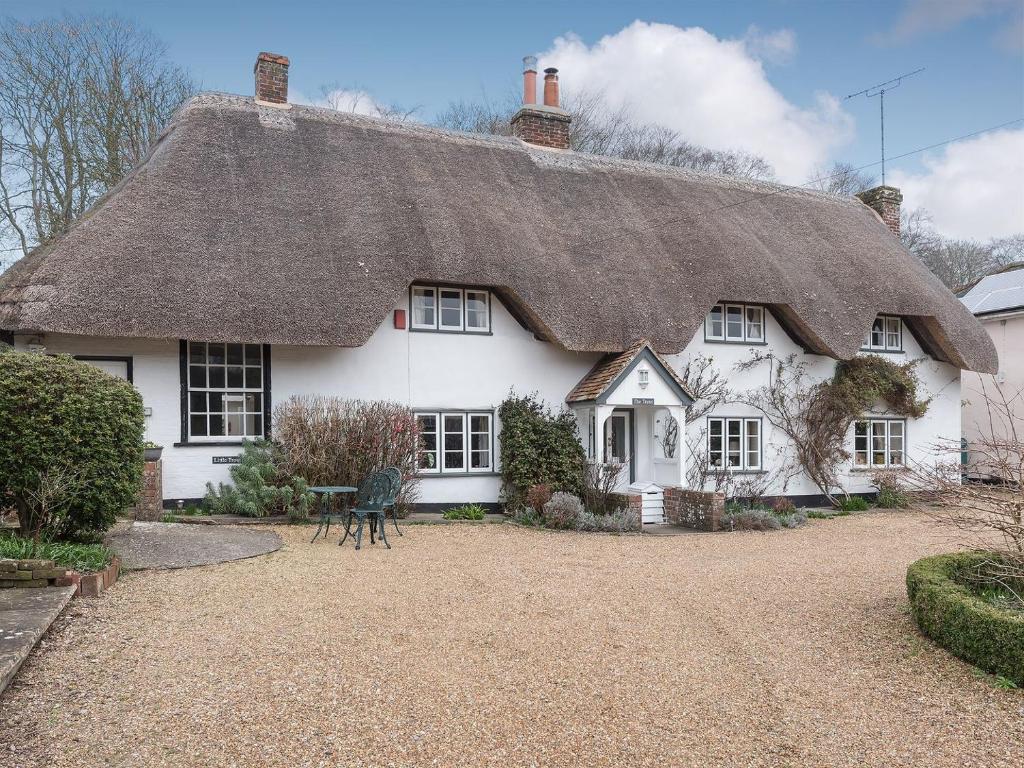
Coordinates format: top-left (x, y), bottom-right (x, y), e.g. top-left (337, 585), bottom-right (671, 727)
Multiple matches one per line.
top-left (566, 339), bottom-right (695, 408)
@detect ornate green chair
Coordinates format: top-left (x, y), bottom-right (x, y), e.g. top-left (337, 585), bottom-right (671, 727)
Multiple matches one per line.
top-left (380, 466), bottom-right (403, 536)
top-left (340, 472), bottom-right (392, 550)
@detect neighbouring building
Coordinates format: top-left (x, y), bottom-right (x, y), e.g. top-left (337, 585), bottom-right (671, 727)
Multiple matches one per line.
top-left (0, 53), bottom-right (997, 517)
top-left (960, 263), bottom-right (1024, 479)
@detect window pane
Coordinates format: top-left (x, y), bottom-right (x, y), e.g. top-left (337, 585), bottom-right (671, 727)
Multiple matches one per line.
top-left (465, 291), bottom-right (488, 330)
top-left (245, 393), bottom-right (262, 413)
top-left (189, 342), bottom-right (206, 364)
top-left (709, 419), bottom-right (723, 467)
top-left (209, 366), bottom-right (225, 389)
top-left (189, 392), bottom-right (206, 413)
top-left (208, 343), bottom-right (225, 365)
top-left (226, 344), bottom-right (244, 365)
top-left (727, 419), bottom-right (742, 467)
top-left (885, 317), bottom-right (900, 349)
top-left (871, 318), bottom-right (885, 348)
top-left (706, 306), bottom-right (724, 339)
top-left (412, 288), bottom-right (436, 327)
top-left (209, 392), bottom-right (223, 413)
top-left (440, 290), bottom-right (462, 329)
top-left (245, 367), bottom-right (262, 389)
top-left (854, 421), bottom-right (868, 465)
top-left (726, 306), bottom-right (744, 340)
top-left (209, 414), bottom-right (224, 436)
top-left (189, 365), bottom-right (207, 388)
top-left (471, 450), bottom-right (490, 469)
top-left (226, 413), bottom-right (244, 437)
top-left (745, 419), bottom-right (760, 468)
top-left (190, 415), bottom-right (208, 437)
top-left (245, 413), bottom-right (260, 436)
top-left (470, 415), bottom-right (489, 434)
top-left (227, 366), bottom-right (244, 388)
top-left (245, 344), bottom-right (262, 364)
top-left (745, 307), bottom-right (763, 341)
top-left (417, 414), bottom-right (438, 470)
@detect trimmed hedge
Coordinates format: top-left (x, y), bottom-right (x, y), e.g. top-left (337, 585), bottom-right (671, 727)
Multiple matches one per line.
top-left (906, 552), bottom-right (1024, 685)
top-left (0, 349), bottom-right (145, 539)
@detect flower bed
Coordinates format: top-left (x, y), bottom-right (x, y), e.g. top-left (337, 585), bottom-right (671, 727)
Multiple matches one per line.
top-left (906, 552), bottom-right (1024, 685)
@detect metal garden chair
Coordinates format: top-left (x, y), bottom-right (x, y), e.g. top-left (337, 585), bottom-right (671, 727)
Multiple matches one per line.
top-left (339, 471), bottom-right (392, 550)
top-left (380, 466), bottom-right (403, 537)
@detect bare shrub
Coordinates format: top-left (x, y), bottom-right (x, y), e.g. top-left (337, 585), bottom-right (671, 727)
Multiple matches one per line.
top-left (582, 461), bottom-right (624, 516)
top-left (273, 396), bottom-right (419, 510)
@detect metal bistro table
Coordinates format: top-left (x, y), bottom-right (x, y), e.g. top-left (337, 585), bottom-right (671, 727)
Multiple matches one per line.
top-left (309, 486), bottom-right (358, 543)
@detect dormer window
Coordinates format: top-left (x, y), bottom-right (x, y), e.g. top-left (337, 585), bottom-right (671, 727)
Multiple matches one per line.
top-left (705, 303), bottom-right (765, 344)
top-left (862, 315), bottom-right (902, 352)
top-left (410, 285), bottom-right (491, 334)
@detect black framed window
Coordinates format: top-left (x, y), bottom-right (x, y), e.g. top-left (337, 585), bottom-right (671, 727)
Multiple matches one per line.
top-left (180, 341), bottom-right (271, 443)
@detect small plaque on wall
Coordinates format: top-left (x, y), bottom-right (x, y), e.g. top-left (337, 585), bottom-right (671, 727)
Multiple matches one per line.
top-left (212, 456), bottom-right (241, 465)
top-left (632, 397), bottom-right (655, 405)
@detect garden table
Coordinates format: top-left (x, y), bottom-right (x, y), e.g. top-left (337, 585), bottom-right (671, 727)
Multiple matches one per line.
top-left (309, 486), bottom-right (358, 543)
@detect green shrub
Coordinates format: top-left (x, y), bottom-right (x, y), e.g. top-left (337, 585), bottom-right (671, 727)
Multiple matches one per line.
top-left (443, 504), bottom-right (487, 520)
top-left (907, 552), bottom-right (1024, 685)
top-left (204, 439), bottom-right (314, 521)
top-left (0, 532), bottom-right (113, 573)
top-left (836, 495), bottom-right (870, 512)
top-left (0, 350), bottom-right (144, 540)
top-left (498, 394), bottom-right (586, 506)
top-left (873, 470), bottom-right (909, 509)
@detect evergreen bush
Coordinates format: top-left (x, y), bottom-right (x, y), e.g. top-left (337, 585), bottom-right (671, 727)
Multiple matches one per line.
top-left (498, 393), bottom-right (586, 507)
top-left (204, 439), bottom-right (314, 520)
top-left (0, 349), bottom-right (144, 540)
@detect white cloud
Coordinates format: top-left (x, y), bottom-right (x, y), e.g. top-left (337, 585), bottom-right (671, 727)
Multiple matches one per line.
top-left (742, 25), bottom-right (797, 64)
top-left (294, 87), bottom-right (391, 117)
top-left (539, 21), bottom-right (853, 181)
top-left (889, 129), bottom-right (1024, 240)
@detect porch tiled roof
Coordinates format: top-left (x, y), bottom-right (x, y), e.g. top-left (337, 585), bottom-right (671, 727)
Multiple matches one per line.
top-left (566, 339), bottom-right (694, 403)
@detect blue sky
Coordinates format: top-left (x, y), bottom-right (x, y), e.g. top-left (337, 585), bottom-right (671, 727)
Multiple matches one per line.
top-left (12, 0), bottom-right (1024, 239)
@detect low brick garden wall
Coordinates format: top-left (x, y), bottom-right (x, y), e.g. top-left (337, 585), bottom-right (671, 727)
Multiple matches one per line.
top-left (0, 557), bottom-right (121, 598)
top-left (663, 487), bottom-right (725, 532)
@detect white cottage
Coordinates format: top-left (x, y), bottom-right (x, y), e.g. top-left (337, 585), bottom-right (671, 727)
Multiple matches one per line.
top-left (0, 53), bottom-right (997, 515)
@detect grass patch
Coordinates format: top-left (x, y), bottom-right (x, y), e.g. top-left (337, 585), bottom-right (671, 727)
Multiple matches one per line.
top-left (0, 533), bottom-right (113, 573)
top-left (835, 495), bottom-right (870, 512)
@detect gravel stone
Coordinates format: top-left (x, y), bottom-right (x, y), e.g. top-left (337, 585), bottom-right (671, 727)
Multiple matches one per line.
top-left (0, 512), bottom-right (1021, 767)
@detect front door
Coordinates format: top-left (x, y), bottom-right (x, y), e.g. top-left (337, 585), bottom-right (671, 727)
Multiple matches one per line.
top-left (605, 411), bottom-right (633, 486)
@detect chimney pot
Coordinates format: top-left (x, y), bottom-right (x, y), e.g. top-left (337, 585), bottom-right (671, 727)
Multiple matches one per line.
top-left (543, 67), bottom-right (560, 108)
top-left (856, 185), bottom-right (903, 238)
top-left (254, 51), bottom-right (289, 105)
top-left (522, 56), bottom-right (538, 105)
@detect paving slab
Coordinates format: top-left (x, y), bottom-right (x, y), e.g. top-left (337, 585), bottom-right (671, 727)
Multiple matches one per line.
top-left (0, 586), bottom-right (75, 697)
top-left (106, 522), bottom-right (281, 570)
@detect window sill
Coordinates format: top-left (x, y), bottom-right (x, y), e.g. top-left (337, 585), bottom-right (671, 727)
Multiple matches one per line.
top-left (849, 466), bottom-right (905, 472)
top-left (173, 440), bottom-right (247, 448)
top-left (703, 339), bottom-right (768, 346)
top-left (859, 348), bottom-right (904, 354)
top-left (409, 328), bottom-right (493, 336)
top-left (707, 469), bottom-right (767, 475)
top-left (416, 471), bottom-right (501, 478)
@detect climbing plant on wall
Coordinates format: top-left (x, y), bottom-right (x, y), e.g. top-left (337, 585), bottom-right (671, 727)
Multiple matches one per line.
top-left (735, 352), bottom-right (929, 504)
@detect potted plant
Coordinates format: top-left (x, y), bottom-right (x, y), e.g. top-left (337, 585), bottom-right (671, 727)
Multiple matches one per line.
top-left (143, 441), bottom-right (163, 462)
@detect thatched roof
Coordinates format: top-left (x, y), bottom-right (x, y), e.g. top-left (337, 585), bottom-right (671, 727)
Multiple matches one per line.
top-left (0, 92), bottom-right (997, 373)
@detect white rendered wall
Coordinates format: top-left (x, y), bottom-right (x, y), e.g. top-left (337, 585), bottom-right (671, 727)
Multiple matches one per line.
top-left (15, 301), bottom-right (962, 505)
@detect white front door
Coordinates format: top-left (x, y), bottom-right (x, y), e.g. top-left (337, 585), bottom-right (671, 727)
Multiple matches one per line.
top-left (605, 411), bottom-right (633, 487)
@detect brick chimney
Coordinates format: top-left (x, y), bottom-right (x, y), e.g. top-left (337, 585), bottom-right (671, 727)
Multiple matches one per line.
top-left (511, 57), bottom-right (571, 150)
top-left (856, 185), bottom-right (903, 237)
top-left (254, 52), bottom-right (289, 105)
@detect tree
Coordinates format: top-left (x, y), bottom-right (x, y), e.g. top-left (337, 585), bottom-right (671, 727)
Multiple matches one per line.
top-left (316, 83), bottom-right (419, 122)
top-left (435, 88), bottom-right (776, 181)
top-left (0, 15), bottom-right (194, 259)
top-left (807, 161), bottom-right (875, 197)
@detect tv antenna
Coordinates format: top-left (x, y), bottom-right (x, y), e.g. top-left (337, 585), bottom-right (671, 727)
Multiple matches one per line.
top-left (845, 68), bottom-right (924, 184)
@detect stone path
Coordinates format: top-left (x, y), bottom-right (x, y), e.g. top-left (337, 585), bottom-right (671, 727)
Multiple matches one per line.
top-left (106, 522), bottom-right (281, 570)
top-left (0, 586), bottom-right (76, 696)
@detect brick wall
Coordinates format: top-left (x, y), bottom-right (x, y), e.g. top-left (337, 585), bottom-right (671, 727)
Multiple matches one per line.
top-left (135, 459), bottom-right (163, 521)
top-left (663, 486), bottom-right (725, 532)
top-left (0, 559), bottom-right (69, 588)
top-left (511, 107), bottom-right (571, 149)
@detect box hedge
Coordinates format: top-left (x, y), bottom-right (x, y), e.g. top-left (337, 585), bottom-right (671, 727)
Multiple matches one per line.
top-left (0, 349), bottom-right (145, 539)
top-left (906, 552), bottom-right (1024, 685)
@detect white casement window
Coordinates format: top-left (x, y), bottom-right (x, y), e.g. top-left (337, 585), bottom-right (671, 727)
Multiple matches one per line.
top-left (464, 290), bottom-right (490, 332)
top-left (415, 411), bottom-right (494, 474)
top-left (708, 417), bottom-right (762, 470)
top-left (853, 419), bottom-right (905, 467)
top-left (410, 285), bottom-right (491, 334)
top-left (186, 342), bottom-right (265, 441)
top-left (439, 289), bottom-right (464, 331)
top-left (705, 303), bottom-right (765, 343)
top-left (411, 287), bottom-right (437, 329)
top-left (862, 316), bottom-right (902, 352)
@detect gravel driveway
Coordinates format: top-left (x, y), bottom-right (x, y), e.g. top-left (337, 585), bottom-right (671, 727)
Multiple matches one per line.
top-left (1, 512), bottom-right (1021, 767)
